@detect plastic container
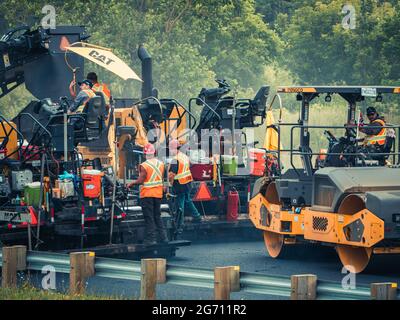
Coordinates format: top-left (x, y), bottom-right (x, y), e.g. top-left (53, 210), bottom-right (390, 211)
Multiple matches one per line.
top-left (248, 148), bottom-right (266, 176)
top-left (189, 149), bottom-right (209, 164)
top-left (221, 155), bottom-right (238, 176)
top-left (226, 190), bottom-right (239, 221)
top-left (81, 169), bottom-right (104, 199)
top-left (24, 182), bottom-right (42, 206)
top-left (59, 180), bottom-right (75, 198)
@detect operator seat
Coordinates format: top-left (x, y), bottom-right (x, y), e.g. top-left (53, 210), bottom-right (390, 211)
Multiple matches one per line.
top-left (82, 95), bottom-right (106, 140)
top-left (251, 86), bottom-right (269, 116)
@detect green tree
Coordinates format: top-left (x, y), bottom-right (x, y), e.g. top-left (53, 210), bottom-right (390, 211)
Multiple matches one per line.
top-left (0, 0), bottom-right (279, 117)
top-left (277, 0), bottom-right (396, 85)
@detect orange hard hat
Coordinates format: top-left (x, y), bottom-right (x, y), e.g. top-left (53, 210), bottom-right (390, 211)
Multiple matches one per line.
top-left (143, 143), bottom-right (155, 155)
top-left (169, 139), bottom-right (180, 150)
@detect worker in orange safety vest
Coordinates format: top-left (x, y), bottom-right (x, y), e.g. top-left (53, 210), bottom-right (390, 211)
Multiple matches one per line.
top-left (127, 143), bottom-right (168, 246)
top-left (68, 79), bottom-right (96, 113)
top-left (86, 72), bottom-right (111, 107)
top-left (360, 106), bottom-right (387, 146)
top-left (168, 139), bottom-right (202, 234)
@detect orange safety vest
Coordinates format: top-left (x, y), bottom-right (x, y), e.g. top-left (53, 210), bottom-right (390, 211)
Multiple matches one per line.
top-left (174, 152), bottom-right (193, 185)
top-left (364, 119), bottom-right (386, 146)
top-left (140, 158), bottom-right (164, 199)
top-left (92, 82), bottom-right (111, 105)
top-left (77, 89), bottom-right (97, 112)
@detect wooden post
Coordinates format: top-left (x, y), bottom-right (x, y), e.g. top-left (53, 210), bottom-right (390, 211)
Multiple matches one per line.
top-left (228, 266), bottom-right (240, 292)
top-left (140, 259), bottom-right (158, 300)
top-left (155, 258), bottom-right (167, 284)
top-left (291, 274), bottom-right (317, 300)
top-left (214, 267), bottom-right (232, 300)
top-left (69, 252), bottom-right (95, 295)
top-left (2, 246), bottom-right (27, 288)
top-left (371, 283), bottom-right (397, 300)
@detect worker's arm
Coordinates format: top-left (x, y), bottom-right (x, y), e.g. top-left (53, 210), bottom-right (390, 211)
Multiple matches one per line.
top-left (103, 83), bottom-right (111, 98)
top-left (69, 80), bottom-right (77, 99)
top-left (128, 165), bottom-right (147, 187)
top-left (168, 163), bottom-right (178, 186)
top-left (168, 172), bottom-right (176, 186)
top-left (360, 120), bottom-right (383, 136)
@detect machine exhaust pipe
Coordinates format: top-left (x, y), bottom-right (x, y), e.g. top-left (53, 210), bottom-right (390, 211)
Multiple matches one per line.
top-left (137, 45), bottom-right (155, 99)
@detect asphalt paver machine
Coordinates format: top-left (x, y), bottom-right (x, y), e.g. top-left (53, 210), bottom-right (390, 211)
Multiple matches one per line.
top-left (0, 25), bottom-right (190, 255)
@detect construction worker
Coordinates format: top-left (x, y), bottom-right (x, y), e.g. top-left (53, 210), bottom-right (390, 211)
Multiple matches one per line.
top-left (86, 72), bottom-right (111, 106)
top-left (68, 79), bottom-right (96, 113)
top-left (127, 143), bottom-right (168, 246)
top-left (360, 107), bottom-right (386, 147)
top-left (168, 139), bottom-right (202, 232)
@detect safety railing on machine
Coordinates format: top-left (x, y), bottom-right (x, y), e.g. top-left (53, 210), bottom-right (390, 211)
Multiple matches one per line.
top-left (273, 123), bottom-right (400, 178)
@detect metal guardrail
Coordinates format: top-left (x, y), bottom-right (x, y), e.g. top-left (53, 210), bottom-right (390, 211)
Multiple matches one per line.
top-left (317, 280), bottom-right (370, 300)
top-left (95, 257), bottom-right (141, 281)
top-left (166, 265), bottom-right (214, 289)
top-left (241, 273), bottom-right (291, 297)
top-left (27, 251), bottom-right (70, 274)
top-left (0, 250), bottom-right (390, 299)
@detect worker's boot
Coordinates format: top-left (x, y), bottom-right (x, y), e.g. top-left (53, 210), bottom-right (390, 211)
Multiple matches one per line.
top-left (157, 228), bottom-right (169, 244)
top-left (143, 231), bottom-right (157, 247)
top-left (192, 215), bottom-right (203, 223)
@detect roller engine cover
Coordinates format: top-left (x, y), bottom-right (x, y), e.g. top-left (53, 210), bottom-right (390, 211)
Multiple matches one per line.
top-left (365, 191), bottom-right (400, 239)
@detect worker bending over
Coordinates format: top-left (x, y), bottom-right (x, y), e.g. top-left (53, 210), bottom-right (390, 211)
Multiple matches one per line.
top-left (128, 143), bottom-right (168, 246)
top-left (168, 139), bottom-right (202, 233)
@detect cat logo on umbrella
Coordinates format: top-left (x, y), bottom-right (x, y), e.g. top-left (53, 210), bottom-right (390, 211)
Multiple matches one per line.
top-left (88, 50), bottom-right (115, 66)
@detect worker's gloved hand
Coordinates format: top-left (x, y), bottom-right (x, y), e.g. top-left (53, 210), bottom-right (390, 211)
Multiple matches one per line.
top-left (166, 192), bottom-right (176, 200)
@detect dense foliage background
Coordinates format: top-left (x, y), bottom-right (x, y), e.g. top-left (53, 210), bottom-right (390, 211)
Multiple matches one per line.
top-left (0, 0), bottom-right (399, 120)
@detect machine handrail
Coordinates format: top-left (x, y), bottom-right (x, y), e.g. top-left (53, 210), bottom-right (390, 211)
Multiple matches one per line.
top-left (14, 113), bottom-right (54, 163)
top-left (20, 113), bottom-right (52, 138)
top-left (188, 97), bottom-right (221, 130)
top-left (0, 113), bottom-right (26, 161)
top-left (0, 113), bottom-right (25, 143)
top-left (163, 98), bottom-right (198, 132)
top-left (282, 123), bottom-right (400, 176)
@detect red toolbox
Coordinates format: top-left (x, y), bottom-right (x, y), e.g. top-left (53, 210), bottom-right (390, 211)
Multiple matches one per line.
top-left (190, 164), bottom-right (214, 181)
